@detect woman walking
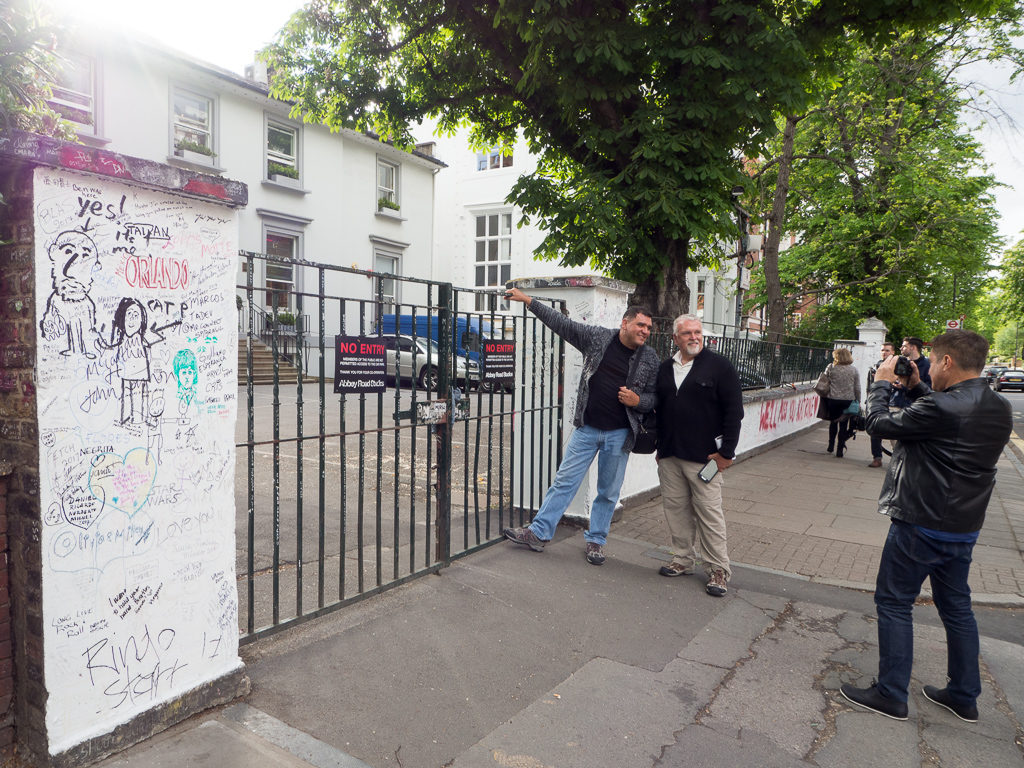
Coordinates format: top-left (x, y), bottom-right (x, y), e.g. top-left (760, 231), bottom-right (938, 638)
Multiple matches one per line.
top-left (817, 348), bottom-right (861, 458)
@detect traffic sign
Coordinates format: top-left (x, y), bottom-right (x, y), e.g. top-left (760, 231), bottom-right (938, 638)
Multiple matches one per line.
top-left (946, 319), bottom-right (960, 330)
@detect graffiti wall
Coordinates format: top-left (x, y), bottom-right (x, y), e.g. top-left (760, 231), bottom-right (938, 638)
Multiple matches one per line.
top-left (739, 389), bottom-right (821, 447)
top-left (32, 168), bottom-right (240, 754)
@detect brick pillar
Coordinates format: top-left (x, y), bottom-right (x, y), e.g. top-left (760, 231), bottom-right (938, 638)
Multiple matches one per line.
top-left (0, 462), bottom-right (14, 757)
top-left (0, 160), bottom-right (43, 760)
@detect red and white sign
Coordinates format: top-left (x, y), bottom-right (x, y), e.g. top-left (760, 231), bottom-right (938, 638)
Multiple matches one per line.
top-left (946, 319), bottom-right (960, 330)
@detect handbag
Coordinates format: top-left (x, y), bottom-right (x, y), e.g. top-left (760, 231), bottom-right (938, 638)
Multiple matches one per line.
top-left (843, 400), bottom-right (860, 416)
top-left (631, 412), bottom-right (658, 454)
top-left (813, 367), bottom-right (831, 397)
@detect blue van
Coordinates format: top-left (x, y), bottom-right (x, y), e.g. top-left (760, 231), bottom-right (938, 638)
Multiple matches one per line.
top-left (378, 314), bottom-right (494, 363)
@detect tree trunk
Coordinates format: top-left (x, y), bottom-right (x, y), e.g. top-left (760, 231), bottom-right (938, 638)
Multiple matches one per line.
top-left (763, 114), bottom-right (800, 339)
top-left (629, 236), bottom-right (690, 321)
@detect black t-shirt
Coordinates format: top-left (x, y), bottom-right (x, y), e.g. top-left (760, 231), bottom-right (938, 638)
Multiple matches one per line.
top-left (583, 335), bottom-right (632, 431)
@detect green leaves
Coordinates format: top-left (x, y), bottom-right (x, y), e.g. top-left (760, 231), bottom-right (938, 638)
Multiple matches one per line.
top-left (262, 0), bottom-right (1012, 316)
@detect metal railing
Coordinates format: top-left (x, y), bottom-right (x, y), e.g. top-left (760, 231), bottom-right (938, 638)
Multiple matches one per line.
top-left (647, 317), bottom-right (834, 389)
top-left (238, 302), bottom-right (312, 376)
top-left (235, 251), bottom-right (564, 643)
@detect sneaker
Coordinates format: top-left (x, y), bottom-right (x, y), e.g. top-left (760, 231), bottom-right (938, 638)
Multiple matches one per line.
top-left (585, 542), bottom-right (605, 566)
top-left (705, 570), bottom-right (728, 597)
top-left (659, 562), bottom-right (694, 577)
top-left (922, 685), bottom-right (979, 722)
top-left (503, 526), bottom-right (546, 552)
top-left (869, 458), bottom-right (883, 468)
top-left (840, 682), bottom-right (909, 720)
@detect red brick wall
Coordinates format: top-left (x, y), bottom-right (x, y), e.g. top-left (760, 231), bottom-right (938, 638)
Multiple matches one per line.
top-left (0, 466), bottom-right (12, 756)
top-left (1, 161), bottom-right (44, 760)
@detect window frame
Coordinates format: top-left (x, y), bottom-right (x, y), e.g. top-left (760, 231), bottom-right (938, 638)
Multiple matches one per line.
top-left (264, 114), bottom-right (304, 188)
top-left (169, 84), bottom-right (220, 168)
top-left (476, 149), bottom-right (514, 171)
top-left (376, 157), bottom-right (400, 210)
top-left (473, 211), bottom-right (513, 312)
top-left (373, 249), bottom-right (401, 313)
top-left (255, 209), bottom-right (312, 314)
top-left (49, 50), bottom-right (104, 141)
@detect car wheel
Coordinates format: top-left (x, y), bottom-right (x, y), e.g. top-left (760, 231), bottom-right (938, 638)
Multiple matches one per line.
top-left (478, 381), bottom-right (495, 393)
top-left (418, 366), bottom-right (440, 392)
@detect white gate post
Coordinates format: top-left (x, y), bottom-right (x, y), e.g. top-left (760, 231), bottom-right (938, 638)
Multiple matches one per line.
top-left (509, 276), bottom-right (635, 525)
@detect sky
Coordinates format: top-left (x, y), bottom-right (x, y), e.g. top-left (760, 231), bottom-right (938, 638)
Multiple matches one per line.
top-left (56, 0), bottom-right (1023, 250)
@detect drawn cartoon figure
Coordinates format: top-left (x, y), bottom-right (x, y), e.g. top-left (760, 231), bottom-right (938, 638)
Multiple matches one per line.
top-left (108, 298), bottom-right (153, 425)
top-left (172, 349), bottom-right (199, 416)
top-left (40, 231), bottom-right (99, 358)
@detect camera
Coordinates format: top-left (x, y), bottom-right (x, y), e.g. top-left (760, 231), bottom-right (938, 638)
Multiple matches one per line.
top-left (893, 356), bottom-right (913, 377)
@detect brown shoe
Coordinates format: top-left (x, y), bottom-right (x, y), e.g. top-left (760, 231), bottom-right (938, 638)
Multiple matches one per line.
top-left (706, 570), bottom-right (728, 597)
top-left (869, 458), bottom-right (882, 468)
top-left (659, 562), bottom-right (694, 577)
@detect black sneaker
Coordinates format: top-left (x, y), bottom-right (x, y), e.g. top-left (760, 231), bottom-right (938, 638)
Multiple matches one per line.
top-left (840, 682), bottom-right (909, 720)
top-left (585, 542), bottom-right (605, 565)
top-left (503, 526), bottom-right (545, 552)
top-left (922, 685), bottom-right (979, 722)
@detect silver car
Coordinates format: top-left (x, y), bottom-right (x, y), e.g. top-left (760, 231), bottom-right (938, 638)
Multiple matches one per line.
top-left (382, 335), bottom-right (478, 390)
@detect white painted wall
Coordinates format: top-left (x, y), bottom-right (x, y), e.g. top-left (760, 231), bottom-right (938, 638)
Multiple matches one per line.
top-left (34, 168), bottom-right (241, 754)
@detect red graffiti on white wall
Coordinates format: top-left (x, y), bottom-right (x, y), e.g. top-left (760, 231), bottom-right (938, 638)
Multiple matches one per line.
top-left (759, 392), bottom-right (819, 433)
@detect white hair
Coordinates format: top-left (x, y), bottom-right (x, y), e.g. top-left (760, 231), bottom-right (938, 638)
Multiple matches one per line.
top-left (673, 314), bottom-right (702, 334)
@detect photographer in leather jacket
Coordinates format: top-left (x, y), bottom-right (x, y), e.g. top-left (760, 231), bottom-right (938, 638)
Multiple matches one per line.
top-left (840, 330), bottom-right (1012, 723)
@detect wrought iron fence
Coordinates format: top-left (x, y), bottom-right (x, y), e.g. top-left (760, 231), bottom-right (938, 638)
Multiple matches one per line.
top-left (647, 317), bottom-right (834, 389)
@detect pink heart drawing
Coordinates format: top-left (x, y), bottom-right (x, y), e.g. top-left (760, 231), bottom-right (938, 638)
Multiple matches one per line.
top-left (88, 448), bottom-right (158, 516)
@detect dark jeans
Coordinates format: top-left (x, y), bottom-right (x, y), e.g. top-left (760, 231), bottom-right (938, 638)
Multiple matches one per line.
top-left (870, 435), bottom-right (883, 459)
top-left (874, 519), bottom-right (980, 706)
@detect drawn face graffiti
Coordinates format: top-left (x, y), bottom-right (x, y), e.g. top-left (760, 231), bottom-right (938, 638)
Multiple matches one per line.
top-left (49, 231), bottom-right (99, 301)
top-left (124, 304), bottom-right (143, 337)
top-left (178, 366), bottom-right (196, 390)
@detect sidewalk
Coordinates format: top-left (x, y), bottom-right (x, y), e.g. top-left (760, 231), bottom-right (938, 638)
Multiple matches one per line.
top-left (91, 424), bottom-right (1024, 768)
top-left (613, 423), bottom-right (1024, 603)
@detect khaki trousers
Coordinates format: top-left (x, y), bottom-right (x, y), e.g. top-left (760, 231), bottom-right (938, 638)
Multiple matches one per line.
top-left (658, 456), bottom-right (731, 579)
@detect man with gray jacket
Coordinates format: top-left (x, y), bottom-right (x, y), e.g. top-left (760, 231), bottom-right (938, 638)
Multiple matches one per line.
top-left (502, 287), bottom-right (659, 565)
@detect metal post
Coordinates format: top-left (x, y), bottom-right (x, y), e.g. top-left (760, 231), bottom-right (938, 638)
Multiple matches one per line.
top-left (434, 284), bottom-right (453, 565)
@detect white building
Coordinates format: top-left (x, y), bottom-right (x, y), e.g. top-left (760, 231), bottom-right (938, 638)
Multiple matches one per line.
top-left (52, 27), bottom-right (443, 357)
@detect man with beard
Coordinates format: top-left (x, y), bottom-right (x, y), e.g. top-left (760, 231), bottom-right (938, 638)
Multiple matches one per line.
top-left (655, 314), bottom-right (743, 596)
top-left (40, 230), bottom-right (99, 359)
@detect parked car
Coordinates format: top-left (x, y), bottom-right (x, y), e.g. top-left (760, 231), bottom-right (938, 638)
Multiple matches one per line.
top-left (381, 334), bottom-right (478, 391)
top-left (994, 369), bottom-right (1024, 392)
top-left (984, 365), bottom-right (1009, 384)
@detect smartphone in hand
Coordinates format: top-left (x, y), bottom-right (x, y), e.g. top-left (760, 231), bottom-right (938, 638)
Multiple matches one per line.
top-left (698, 459), bottom-right (719, 483)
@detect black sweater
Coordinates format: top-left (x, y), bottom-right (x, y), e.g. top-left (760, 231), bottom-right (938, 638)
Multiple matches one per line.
top-left (655, 349), bottom-right (744, 462)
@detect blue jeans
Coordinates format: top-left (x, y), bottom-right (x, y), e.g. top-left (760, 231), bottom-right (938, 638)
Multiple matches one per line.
top-left (528, 425), bottom-right (631, 546)
top-left (875, 519), bottom-right (980, 706)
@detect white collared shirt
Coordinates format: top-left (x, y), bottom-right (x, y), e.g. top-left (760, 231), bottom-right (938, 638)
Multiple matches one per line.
top-left (672, 351), bottom-right (694, 391)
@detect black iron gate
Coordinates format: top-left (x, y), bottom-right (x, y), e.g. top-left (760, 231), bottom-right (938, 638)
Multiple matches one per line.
top-left (237, 252), bottom-right (564, 642)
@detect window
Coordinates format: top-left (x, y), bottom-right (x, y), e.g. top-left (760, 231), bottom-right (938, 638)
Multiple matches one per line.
top-left (374, 252), bottom-right (399, 312)
top-left (266, 121), bottom-right (300, 181)
top-left (476, 149), bottom-right (513, 171)
top-left (696, 278), bottom-right (706, 318)
top-left (172, 86), bottom-right (215, 157)
top-left (474, 213), bottom-right (512, 311)
top-left (49, 51), bottom-right (98, 136)
top-left (377, 159), bottom-right (399, 209)
top-left (265, 233), bottom-right (296, 311)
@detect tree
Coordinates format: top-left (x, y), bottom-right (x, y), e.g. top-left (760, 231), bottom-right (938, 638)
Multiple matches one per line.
top-left (262, 0), bottom-right (998, 319)
top-left (998, 235), bottom-right (1024, 321)
top-left (748, 20), bottom-right (1013, 343)
top-left (0, 0), bottom-right (76, 140)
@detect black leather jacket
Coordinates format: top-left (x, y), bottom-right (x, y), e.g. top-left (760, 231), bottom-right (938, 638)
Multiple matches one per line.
top-left (865, 377), bottom-right (1012, 532)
